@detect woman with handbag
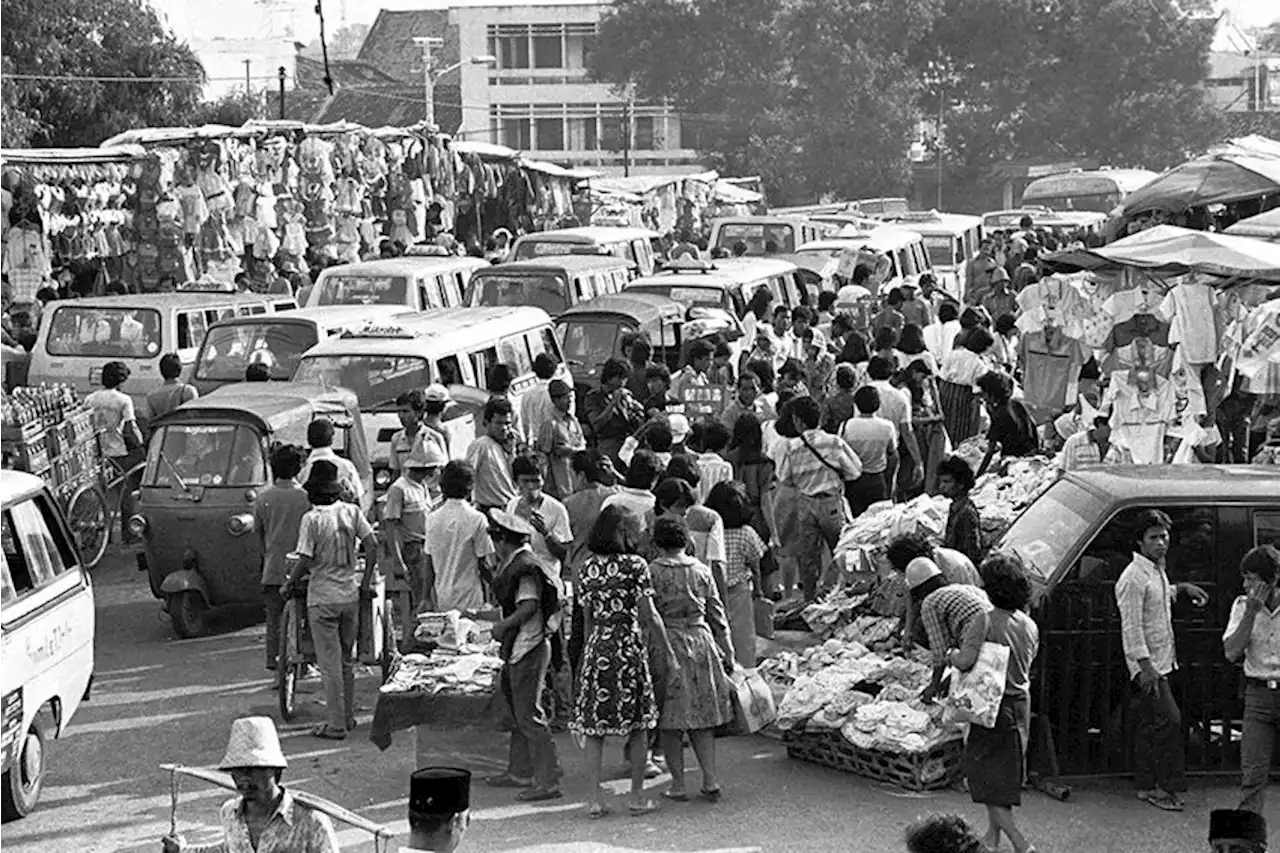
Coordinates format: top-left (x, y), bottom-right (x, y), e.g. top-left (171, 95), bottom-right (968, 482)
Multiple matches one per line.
top-left (648, 517), bottom-right (735, 804)
top-left (957, 552), bottom-right (1041, 853)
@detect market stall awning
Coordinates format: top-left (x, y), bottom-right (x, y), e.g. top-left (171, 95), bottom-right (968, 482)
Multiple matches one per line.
top-left (715, 180), bottom-right (762, 205)
top-left (589, 172), bottom-right (717, 197)
top-left (1121, 137), bottom-right (1280, 217)
top-left (1224, 208), bottom-right (1280, 242)
top-left (449, 140), bottom-right (518, 161)
top-left (519, 158), bottom-right (595, 180)
top-left (3, 145), bottom-right (147, 163)
top-left (1043, 224), bottom-right (1280, 280)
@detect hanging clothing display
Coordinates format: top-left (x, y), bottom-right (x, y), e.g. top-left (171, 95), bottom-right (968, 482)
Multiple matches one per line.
top-left (1019, 327), bottom-right (1089, 422)
top-left (1159, 279), bottom-right (1219, 365)
top-left (1105, 370), bottom-right (1175, 465)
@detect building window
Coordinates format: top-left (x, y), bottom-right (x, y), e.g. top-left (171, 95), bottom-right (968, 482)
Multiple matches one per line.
top-left (634, 116), bottom-right (657, 150)
top-left (498, 36), bottom-right (530, 70)
top-left (600, 115), bottom-right (624, 151)
top-left (533, 35), bottom-right (563, 69)
top-left (535, 117), bottom-right (564, 150)
top-left (501, 118), bottom-right (531, 150)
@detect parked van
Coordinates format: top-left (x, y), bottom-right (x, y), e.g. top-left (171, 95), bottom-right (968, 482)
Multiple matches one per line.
top-left (30, 292), bottom-right (296, 423)
top-left (294, 307), bottom-right (568, 490)
top-left (466, 255), bottom-right (634, 317)
top-left (708, 216), bottom-right (834, 257)
top-left (882, 211), bottom-right (984, 300)
top-left (510, 227), bottom-right (660, 276)
top-left (1, 471), bottom-right (95, 818)
top-left (624, 258), bottom-right (806, 321)
top-left (304, 256), bottom-right (487, 311)
top-left (795, 226), bottom-right (933, 296)
top-left (190, 304), bottom-right (409, 394)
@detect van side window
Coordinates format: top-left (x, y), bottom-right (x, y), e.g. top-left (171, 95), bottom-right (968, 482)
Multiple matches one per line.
top-left (575, 276), bottom-right (590, 302)
top-left (1065, 506), bottom-right (1215, 588)
top-left (177, 310), bottom-right (209, 349)
top-left (2, 499), bottom-right (72, 598)
top-left (419, 282), bottom-right (435, 309)
top-left (471, 347), bottom-right (499, 385)
top-left (499, 336), bottom-right (532, 375)
top-left (452, 272), bottom-right (467, 305)
top-left (1254, 510), bottom-right (1280, 548)
top-left (539, 327), bottom-right (562, 362)
top-left (436, 355), bottom-right (463, 386)
top-left (435, 276), bottom-right (450, 308)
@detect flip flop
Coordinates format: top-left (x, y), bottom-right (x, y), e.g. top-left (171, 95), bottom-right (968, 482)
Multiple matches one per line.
top-left (310, 724), bottom-right (347, 740)
top-left (587, 803), bottom-right (612, 820)
top-left (661, 790), bottom-right (689, 802)
top-left (628, 799), bottom-right (659, 816)
top-left (699, 787), bottom-right (722, 803)
top-left (485, 773), bottom-right (533, 788)
top-left (516, 786), bottom-right (564, 802)
top-left (1139, 790), bottom-right (1183, 811)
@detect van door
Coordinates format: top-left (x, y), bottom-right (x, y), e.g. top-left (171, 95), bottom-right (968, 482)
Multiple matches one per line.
top-left (448, 271), bottom-right (467, 306)
top-left (175, 308), bottom-right (210, 370)
top-left (498, 334), bottom-right (535, 396)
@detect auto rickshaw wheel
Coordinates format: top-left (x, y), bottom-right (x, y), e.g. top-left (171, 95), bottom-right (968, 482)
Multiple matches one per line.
top-left (1, 716), bottom-right (47, 821)
top-left (169, 591), bottom-right (208, 638)
top-left (66, 484), bottom-right (109, 570)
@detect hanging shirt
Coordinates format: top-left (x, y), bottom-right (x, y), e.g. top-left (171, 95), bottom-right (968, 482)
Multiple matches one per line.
top-left (1106, 370), bottom-right (1175, 465)
top-left (1102, 286), bottom-right (1165, 325)
top-left (1159, 281), bottom-right (1218, 365)
top-left (1019, 329), bottom-right (1088, 419)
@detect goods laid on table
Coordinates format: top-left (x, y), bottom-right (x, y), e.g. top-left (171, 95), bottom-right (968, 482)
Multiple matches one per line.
top-left (380, 652), bottom-right (503, 696)
top-left (414, 610), bottom-right (495, 653)
top-left (969, 456), bottom-right (1058, 547)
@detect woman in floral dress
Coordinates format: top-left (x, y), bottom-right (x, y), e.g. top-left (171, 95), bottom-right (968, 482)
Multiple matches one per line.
top-left (648, 517), bottom-right (735, 803)
top-left (571, 504), bottom-right (672, 818)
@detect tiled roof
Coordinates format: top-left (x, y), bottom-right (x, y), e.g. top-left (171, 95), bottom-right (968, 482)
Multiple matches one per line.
top-left (356, 10), bottom-right (451, 84)
top-left (311, 87), bottom-right (429, 128)
top-left (295, 56), bottom-right (403, 90)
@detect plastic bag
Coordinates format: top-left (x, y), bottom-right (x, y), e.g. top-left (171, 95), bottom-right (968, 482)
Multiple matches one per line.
top-left (943, 642), bottom-right (1010, 729)
top-left (729, 667), bottom-right (777, 734)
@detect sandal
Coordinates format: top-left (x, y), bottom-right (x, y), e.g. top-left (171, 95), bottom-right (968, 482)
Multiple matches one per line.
top-left (628, 799), bottom-right (659, 816)
top-left (587, 803), bottom-right (612, 820)
top-left (699, 786), bottom-right (722, 803)
top-left (661, 790), bottom-right (690, 802)
top-left (310, 724), bottom-right (347, 740)
top-left (485, 773), bottom-right (533, 788)
top-left (516, 786), bottom-right (563, 802)
top-left (1138, 790), bottom-right (1183, 811)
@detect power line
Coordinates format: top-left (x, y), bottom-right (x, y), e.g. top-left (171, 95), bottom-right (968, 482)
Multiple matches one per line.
top-left (6, 72), bottom-right (264, 84)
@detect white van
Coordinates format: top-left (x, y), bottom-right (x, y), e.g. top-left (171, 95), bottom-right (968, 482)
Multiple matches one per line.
top-left (881, 211), bottom-right (984, 300)
top-left (624, 257), bottom-right (806, 319)
top-left (305, 256), bottom-right (488, 311)
top-left (294, 307), bottom-right (568, 490)
top-left (1, 471), bottom-right (94, 819)
top-left (466, 255), bottom-right (635, 317)
top-left (708, 216), bottom-right (835, 257)
top-left (795, 226), bottom-right (933, 297)
top-left (509, 227), bottom-right (660, 277)
top-left (190, 304), bottom-right (410, 395)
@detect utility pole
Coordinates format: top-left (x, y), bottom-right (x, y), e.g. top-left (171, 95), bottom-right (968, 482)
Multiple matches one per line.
top-left (413, 36), bottom-right (444, 128)
top-left (278, 67), bottom-right (287, 119)
top-left (244, 59), bottom-right (252, 95)
top-left (623, 81), bottom-right (634, 177)
top-left (936, 90), bottom-right (944, 210)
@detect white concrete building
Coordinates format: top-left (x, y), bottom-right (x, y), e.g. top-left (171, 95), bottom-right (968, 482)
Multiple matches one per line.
top-left (450, 0), bottom-right (704, 175)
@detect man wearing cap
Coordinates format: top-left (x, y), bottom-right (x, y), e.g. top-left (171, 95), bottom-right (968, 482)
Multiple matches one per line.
top-left (405, 767), bottom-right (472, 852)
top-left (472, 510), bottom-right (564, 800)
top-left (910, 559), bottom-right (993, 704)
top-left (886, 531), bottom-right (982, 650)
top-left (415, 384), bottom-right (453, 461)
top-left (981, 268), bottom-right (1017, 325)
top-left (383, 446), bottom-right (445, 616)
top-left (535, 379), bottom-right (585, 499)
top-left (900, 282), bottom-right (933, 330)
top-left (1209, 809), bottom-right (1268, 853)
top-left (160, 717), bottom-right (339, 852)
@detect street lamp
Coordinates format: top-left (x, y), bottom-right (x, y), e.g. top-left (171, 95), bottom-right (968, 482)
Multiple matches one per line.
top-left (413, 36), bottom-right (497, 128)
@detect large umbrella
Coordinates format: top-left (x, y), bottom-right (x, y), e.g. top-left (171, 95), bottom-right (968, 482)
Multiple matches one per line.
top-left (1043, 224), bottom-right (1280, 281)
top-left (1224, 208), bottom-right (1280, 243)
top-left (1121, 138), bottom-right (1280, 217)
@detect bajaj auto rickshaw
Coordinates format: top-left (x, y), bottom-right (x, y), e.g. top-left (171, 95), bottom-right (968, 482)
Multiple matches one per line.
top-left (132, 383), bottom-right (373, 637)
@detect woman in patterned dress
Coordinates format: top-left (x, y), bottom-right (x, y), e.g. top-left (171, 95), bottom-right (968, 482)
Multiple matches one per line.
top-left (571, 504), bottom-right (672, 818)
top-left (649, 517), bottom-right (735, 803)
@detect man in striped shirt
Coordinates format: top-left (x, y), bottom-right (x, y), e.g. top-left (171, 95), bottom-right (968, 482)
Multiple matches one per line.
top-left (909, 558), bottom-right (992, 703)
top-left (778, 396), bottom-right (861, 601)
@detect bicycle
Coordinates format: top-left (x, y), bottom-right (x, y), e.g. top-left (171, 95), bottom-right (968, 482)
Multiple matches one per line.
top-left (63, 457), bottom-right (145, 569)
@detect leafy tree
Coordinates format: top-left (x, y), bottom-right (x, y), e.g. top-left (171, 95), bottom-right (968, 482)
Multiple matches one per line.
top-left (1257, 20), bottom-right (1280, 54)
top-left (191, 90), bottom-right (269, 128)
top-left (1, 0), bottom-right (206, 146)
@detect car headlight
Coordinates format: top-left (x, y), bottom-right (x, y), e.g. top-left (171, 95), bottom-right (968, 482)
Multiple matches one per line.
top-left (374, 468), bottom-right (393, 489)
top-left (228, 514), bottom-right (255, 536)
top-left (127, 515), bottom-right (148, 538)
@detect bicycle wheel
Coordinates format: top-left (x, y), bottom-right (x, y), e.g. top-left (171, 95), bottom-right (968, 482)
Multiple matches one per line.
top-left (66, 484), bottom-right (110, 569)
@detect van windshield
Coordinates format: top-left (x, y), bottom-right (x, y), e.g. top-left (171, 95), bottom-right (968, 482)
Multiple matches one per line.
top-left (46, 306), bottom-right (163, 358)
top-left (471, 273), bottom-right (570, 315)
top-left (997, 479), bottom-right (1104, 581)
top-left (195, 321), bottom-right (318, 382)
top-left (558, 319), bottom-right (624, 366)
top-left (714, 223), bottom-right (796, 255)
top-left (295, 354), bottom-right (431, 409)
top-left (923, 236), bottom-right (956, 267)
top-left (314, 275), bottom-right (408, 306)
top-left (144, 424), bottom-right (266, 487)
top-left (631, 284), bottom-right (729, 312)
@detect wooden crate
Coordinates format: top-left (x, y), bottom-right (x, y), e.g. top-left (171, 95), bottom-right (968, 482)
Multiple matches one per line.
top-left (784, 728), bottom-right (964, 791)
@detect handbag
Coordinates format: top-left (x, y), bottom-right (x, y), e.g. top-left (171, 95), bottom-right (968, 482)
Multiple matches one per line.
top-left (944, 641), bottom-right (1010, 729)
top-left (728, 666), bottom-right (776, 734)
top-left (753, 597), bottom-right (776, 639)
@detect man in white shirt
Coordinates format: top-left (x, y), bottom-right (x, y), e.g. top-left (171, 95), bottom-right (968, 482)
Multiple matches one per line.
top-left (298, 418), bottom-right (366, 509)
top-left (1114, 508), bottom-right (1208, 812)
top-left (602, 450), bottom-right (661, 533)
top-left (671, 340), bottom-right (713, 401)
top-left (520, 353), bottom-right (568, 445)
top-left (506, 455), bottom-right (572, 579)
top-left (383, 447), bottom-right (443, 615)
top-left (865, 355), bottom-right (921, 496)
top-left (425, 461), bottom-right (495, 613)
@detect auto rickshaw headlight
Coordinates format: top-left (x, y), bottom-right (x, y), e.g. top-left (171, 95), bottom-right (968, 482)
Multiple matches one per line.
top-left (228, 514), bottom-right (255, 537)
top-left (127, 515), bottom-right (148, 538)
top-left (374, 468), bottom-right (393, 489)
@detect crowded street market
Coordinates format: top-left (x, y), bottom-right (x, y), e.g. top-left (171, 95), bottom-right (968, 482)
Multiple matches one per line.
top-left (1, 99), bottom-right (1279, 853)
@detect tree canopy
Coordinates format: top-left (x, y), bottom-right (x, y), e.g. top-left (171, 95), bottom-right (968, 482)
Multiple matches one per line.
top-left (590, 0), bottom-right (1227, 203)
top-left (1, 0), bottom-right (206, 147)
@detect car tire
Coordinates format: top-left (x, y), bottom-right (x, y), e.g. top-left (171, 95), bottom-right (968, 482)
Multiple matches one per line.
top-left (169, 591), bottom-right (208, 638)
top-left (2, 716), bottom-right (47, 820)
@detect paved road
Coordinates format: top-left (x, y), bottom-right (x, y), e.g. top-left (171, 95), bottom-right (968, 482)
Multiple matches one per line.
top-left (2, 547), bottom-right (1270, 852)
